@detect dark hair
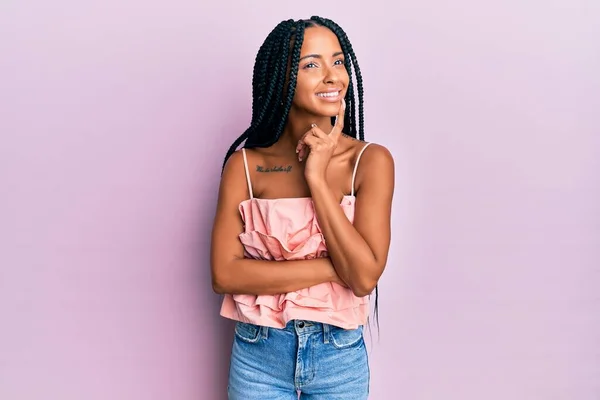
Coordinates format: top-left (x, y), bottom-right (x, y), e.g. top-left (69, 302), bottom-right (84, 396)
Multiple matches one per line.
top-left (222, 16), bottom-right (379, 332)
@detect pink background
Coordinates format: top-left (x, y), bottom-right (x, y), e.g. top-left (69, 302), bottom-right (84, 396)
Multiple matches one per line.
top-left (1, 1), bottom-right (599, 399)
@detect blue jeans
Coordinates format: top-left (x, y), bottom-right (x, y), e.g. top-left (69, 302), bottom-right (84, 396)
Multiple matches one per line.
top-left (227, 319), bottom-right (370, 399)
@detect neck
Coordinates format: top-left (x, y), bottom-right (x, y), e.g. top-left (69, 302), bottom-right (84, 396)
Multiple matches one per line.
top-left (275, 107), bottom-right (334, 153)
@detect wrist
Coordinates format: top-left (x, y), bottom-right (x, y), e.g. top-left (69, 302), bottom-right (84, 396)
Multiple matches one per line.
top-left (313, 256), bottom-right (335, 278)
top-left (323, 258), bottom-right (339, 282)
top-left (306, 175), bottom-right (329, 192)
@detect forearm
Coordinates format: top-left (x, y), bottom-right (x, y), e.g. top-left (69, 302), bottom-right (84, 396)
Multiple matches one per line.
top-left (213, 256), bottom-right (340, 296)
top-left (309, 179), bottom-right (379, 296)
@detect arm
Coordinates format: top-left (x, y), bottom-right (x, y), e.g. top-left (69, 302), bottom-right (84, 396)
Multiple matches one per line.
top-left (308, 144), bottom-right (395, 297)
top-left (209, 150), bottom-right (345, 296)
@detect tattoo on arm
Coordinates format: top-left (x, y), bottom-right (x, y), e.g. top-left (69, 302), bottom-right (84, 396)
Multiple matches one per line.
top-left (256, 165), bottom-right (293, 173)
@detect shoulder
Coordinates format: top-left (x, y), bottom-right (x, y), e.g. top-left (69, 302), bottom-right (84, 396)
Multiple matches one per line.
top-left (223, 147), bottom-right (266, 169)
top-left (354, 141), bottom-right (395, 195)
top-left (220, 149), bottom-right (250, 195)
top-left (341, 136), bottom-right (394, 166)
top-left (222, 149), bottom-right (245, 178)
top-left (357, 142), bottom-right (394, 170)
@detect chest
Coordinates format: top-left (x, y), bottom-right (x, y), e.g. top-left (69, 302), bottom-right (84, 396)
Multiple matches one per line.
top-left (251, 158), bottom-right (354, 199)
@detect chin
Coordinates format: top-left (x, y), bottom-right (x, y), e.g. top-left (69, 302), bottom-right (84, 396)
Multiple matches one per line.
top-left (313, 103), bottom-right (342, 118)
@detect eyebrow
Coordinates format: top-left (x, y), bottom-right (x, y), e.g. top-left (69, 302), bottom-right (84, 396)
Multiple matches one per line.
top-left (299, 51), bottom-right (344, 61)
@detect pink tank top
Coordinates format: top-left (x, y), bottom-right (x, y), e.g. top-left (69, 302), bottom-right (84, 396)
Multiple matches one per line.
top-left (219, 142), bottom-right (372, 329)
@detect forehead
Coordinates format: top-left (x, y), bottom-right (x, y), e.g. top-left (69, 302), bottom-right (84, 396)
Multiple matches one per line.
top-left (300, 26), bottom-right (342, 55)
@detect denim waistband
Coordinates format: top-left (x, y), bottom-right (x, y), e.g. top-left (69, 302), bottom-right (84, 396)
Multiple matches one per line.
top-left (242, 319), bottom-right (363, 345)
top-left (280, 319), bottom-right (330, 333)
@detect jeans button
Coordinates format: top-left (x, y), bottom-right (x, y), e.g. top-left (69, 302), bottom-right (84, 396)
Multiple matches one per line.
top-left (298, 321), bottom-right (305, 328)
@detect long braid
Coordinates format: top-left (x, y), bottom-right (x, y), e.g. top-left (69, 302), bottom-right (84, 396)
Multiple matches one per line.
top-left (275, 21), bottom-right (305, 140)
top-left (249, 20), bottom-right (294, 145)
top-left (261, 25), bottom-right (294, 140)
top-left (222, 20), bottom-right (295, 170)
top-left (222, 133), bottom-right (247, 171)
top-left (220, 16), bottom-right (377, 333)
top-left (250, 25), bottom-right (281, 123)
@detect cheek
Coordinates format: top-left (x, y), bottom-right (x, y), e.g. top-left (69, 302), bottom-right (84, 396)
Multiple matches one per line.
top-left (292, 78), bottom-right (316, 104)
top-left (340, 70), bottom-right (350, 86)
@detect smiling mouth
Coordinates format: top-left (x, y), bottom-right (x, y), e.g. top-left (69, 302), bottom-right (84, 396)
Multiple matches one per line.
top-left (316, 91), bottom-right (340, 98)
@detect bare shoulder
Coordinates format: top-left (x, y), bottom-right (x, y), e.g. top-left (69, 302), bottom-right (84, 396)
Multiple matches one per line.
top-left (354, 142), bottom-right (395, 195)
top-left (219, 149), bottom-right (251, 202)
top-left (358, 142), bottom-right (394, 170)
top-left (221, 149), bottom-right (245, 181)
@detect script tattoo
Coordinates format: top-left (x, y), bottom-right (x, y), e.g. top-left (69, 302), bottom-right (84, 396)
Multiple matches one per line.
top-left (256, 165), bottom-right (293, 173)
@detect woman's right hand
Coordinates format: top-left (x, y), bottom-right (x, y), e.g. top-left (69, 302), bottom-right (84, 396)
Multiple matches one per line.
top-left (325, 259), bottom-right (349, 288)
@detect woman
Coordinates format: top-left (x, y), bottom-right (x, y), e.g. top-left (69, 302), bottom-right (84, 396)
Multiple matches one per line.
top-left (210, 16), bottom-right (394, 399)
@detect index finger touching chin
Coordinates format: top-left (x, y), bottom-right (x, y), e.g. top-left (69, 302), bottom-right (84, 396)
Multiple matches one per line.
top-left (331, 98), bottom-right (346, 136)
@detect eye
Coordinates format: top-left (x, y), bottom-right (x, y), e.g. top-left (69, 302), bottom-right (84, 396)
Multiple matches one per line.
top-left (303, 62), bottom-right (317, 69)
top-left (334, 59), bottom-right (345, 65)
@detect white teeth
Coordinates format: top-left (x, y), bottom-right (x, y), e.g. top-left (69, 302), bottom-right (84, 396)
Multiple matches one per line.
top-left (317, 91), bottom-right (339, 98)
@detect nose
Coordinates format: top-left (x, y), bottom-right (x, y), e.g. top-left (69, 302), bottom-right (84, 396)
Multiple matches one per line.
top-left (323, 65), bottom-right (339, 84)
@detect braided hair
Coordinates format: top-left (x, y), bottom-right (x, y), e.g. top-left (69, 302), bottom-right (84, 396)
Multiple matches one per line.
top-left (221, 16), bottom-right (365, 168)
top-left (221, 16), bottom-right (378, 331)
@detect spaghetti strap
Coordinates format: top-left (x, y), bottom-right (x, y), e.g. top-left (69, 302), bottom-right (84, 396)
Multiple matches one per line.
top-left (351, 142), bottom-right (372, 197)
top-left (241, 148), bottom-right (254, 199)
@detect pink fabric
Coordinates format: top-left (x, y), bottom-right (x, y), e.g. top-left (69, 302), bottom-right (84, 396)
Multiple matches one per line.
top-left (219, 195), bottom-right (370, 329)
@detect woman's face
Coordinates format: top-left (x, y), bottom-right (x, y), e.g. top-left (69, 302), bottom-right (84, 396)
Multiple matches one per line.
top-left (291, 26), bottom-right (349, 118)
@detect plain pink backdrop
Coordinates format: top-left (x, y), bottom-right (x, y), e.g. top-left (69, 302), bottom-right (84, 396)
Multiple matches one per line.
top-left (1, 1), bottom-right (599, 399)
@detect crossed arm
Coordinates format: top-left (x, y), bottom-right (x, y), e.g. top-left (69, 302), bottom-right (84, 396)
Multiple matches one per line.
top-left (308, 143), bottom-right (394, 296)
top-left (209, 145), bottom-right (394, 297)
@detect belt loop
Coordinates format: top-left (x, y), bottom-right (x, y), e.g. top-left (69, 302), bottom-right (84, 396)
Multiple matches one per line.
top-left (261, 326), bottom-right (269, 339)
top-left (323, 323), bottom-right (330, 344)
